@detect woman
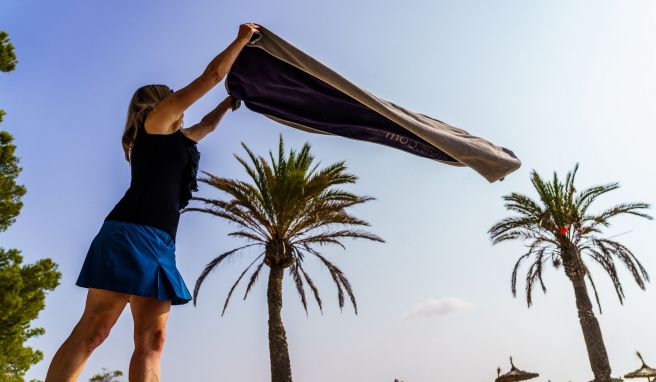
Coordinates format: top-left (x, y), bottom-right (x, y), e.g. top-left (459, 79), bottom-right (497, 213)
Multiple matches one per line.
top-left (45, 23), bottom-right (260, 382)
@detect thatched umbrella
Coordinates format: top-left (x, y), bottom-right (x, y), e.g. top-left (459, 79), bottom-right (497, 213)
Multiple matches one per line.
top-left (624, 352), bottom-right (656, 382)
top-left (495, 357), bottom-right (539, 382)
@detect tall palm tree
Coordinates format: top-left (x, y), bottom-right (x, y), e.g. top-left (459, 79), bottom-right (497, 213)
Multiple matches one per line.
top-left (183, 135), bottom-right (384, 382)
top-left (488, 164), bottom-right (652, 382)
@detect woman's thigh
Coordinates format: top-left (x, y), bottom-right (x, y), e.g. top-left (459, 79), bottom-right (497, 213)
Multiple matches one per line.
top-left (74, 288), bottom-right (130, 338)
top-left (129, 296), bottom-right (171, 349)
top-left (84, 288), bottom-right (131, 314)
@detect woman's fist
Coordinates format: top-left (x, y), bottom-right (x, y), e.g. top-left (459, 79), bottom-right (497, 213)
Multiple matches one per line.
top-left (237, 23), bottom-right (260, 42)
top-left (221, 95), bottom-right (241, 111)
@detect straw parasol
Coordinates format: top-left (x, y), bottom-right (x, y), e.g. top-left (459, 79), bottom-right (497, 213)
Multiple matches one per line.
top-left (624, 352), bottom-right (656, 382)
top-left (495, 357), bottom-right (539, 382)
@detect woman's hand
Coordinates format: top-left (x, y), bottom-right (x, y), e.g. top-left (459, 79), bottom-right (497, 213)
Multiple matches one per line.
top-left (221, 95), bottom-right (241, 111)
top-left (237, 23), bottom-right (260, 43)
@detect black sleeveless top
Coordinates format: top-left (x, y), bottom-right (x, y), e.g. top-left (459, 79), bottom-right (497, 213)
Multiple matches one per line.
top-left (104, 120), bottom-right (201, 242)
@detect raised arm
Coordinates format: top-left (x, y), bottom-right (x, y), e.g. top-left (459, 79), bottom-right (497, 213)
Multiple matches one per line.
top-left (145, 23), bottom-right (259, 134)
top-left (180, 95), bottom-right (238, 142)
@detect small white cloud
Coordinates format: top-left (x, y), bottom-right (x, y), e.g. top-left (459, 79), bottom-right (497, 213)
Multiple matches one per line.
top-left (403, 297), bottom-right (474, 320)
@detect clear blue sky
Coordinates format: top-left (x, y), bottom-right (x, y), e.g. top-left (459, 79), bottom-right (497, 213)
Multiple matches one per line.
top-left (2, 1), bottom-right (656, 381)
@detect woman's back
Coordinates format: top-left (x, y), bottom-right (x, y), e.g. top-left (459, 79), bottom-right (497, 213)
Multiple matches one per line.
top-left (105, 121), bottom-right (200, 242)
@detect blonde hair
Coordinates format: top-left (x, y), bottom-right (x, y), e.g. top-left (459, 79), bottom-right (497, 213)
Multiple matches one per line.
top-left (121, 84), bottom-right (173, 163)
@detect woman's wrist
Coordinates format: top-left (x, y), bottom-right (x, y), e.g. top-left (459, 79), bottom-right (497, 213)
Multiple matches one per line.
top-left (235, 35), bottom-right (252, 45)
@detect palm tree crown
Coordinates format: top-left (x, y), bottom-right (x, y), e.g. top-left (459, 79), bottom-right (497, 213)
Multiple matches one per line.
top-left (489, 164), bottom-right (652, 311)
top-left (184, 135), bottom-right (384, 315)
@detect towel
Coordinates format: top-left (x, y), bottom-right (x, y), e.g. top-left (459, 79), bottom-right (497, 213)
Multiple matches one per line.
top-left (225, 25), bottom-right (521, 182)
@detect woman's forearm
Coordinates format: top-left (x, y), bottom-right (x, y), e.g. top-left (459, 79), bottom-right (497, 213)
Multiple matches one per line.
top-left (185, 100), bottom-right (231, 142)
top-left (201, 99), bottom-right (232, 130)
top-left (203, 36), bottom-right (250, 83)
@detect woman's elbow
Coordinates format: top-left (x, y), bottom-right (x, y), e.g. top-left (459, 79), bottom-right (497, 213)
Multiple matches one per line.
top-left (204, 68), bottom-right (228, 85)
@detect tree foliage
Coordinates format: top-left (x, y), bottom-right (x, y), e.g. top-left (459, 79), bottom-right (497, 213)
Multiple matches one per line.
top-left (489, 163), bottom-right (652, 311)
top-left (186, 135), bottom-right (384, 315)
top-left (0, 31), bottom-right (26, 233)
top-left (0, 30), bottom-right (61, 382)
top-left (0, 127), bottom-right (27, 233)
top-left (0, 32), bottom-right (17, 73)
top-left (89, 369), bottom-right (123, 382)
top-left (0, 249), bottom-right (60, 382)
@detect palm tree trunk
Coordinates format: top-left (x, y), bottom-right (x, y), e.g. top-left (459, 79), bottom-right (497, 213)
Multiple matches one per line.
top-left (267, 264), bottom-right (293, 382)
top-left (565, 260), bottom-right (612, 382)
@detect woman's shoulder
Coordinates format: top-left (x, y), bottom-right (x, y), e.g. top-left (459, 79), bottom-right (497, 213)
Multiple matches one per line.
top-left (142, 117), bottom-right (178, 136)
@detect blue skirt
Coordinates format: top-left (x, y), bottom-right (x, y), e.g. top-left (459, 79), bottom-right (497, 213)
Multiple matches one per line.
top-left (76, 219), bottom-right (192, 305)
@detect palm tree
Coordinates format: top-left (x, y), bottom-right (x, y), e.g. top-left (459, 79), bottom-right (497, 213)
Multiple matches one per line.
top-left (488, 164), bottom-right (652, 382)
top-left (183, 135), bottom-right (384, 382)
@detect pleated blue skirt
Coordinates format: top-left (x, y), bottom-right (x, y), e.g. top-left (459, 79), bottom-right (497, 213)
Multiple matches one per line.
top-left (76, 219), bottom-right (192, 305)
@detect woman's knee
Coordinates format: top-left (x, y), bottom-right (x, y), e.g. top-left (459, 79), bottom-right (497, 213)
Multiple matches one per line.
top-left (72, 314), bottom-right (116, 353)
top-left (134, 327), bottom-right (167, 355)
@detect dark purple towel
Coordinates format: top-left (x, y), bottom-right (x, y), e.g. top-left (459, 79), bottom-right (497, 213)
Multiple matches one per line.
top-left (226, 25), bottom-right (521, 182)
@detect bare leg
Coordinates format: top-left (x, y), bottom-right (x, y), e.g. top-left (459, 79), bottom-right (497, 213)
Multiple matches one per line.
top-left (45, 288), bottom-right (130, 382)
top-left (128, 295), bottom-right (171, 382)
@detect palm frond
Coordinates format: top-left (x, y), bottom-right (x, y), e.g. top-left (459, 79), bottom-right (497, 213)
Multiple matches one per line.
top-left (289, 209), bottom-right (374, 238)
top-left (525, 247), bottom-right (548, 307)
top-left (222, 253), bottom-right (265, 316)
top-left (502, 193), bottom-right (543, 218)
top-left (575, 183), bottom-right (619, 216)
top-left (585, 203), bottom-right (652, 228)
top-left (228, 230), bottom-right (266, 243)
top-left (592, 238), bottom-right (649, 289)
top-left (193, 244), bottom-right (260, 305)
top-left (314, 253), bottom-right (357, 313)
top-left (289, 261), bottom-right (309, 315)
top-left (294, 229), bottom-right (384, 248)
top-left (243, 261), bottom-right (266, 300)
top-left (586, 247), bottom-right (625, 303)
top-left (584, 267), bottom-right (603, 314)
top-left (297, 258), bottom-right (323, 313)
